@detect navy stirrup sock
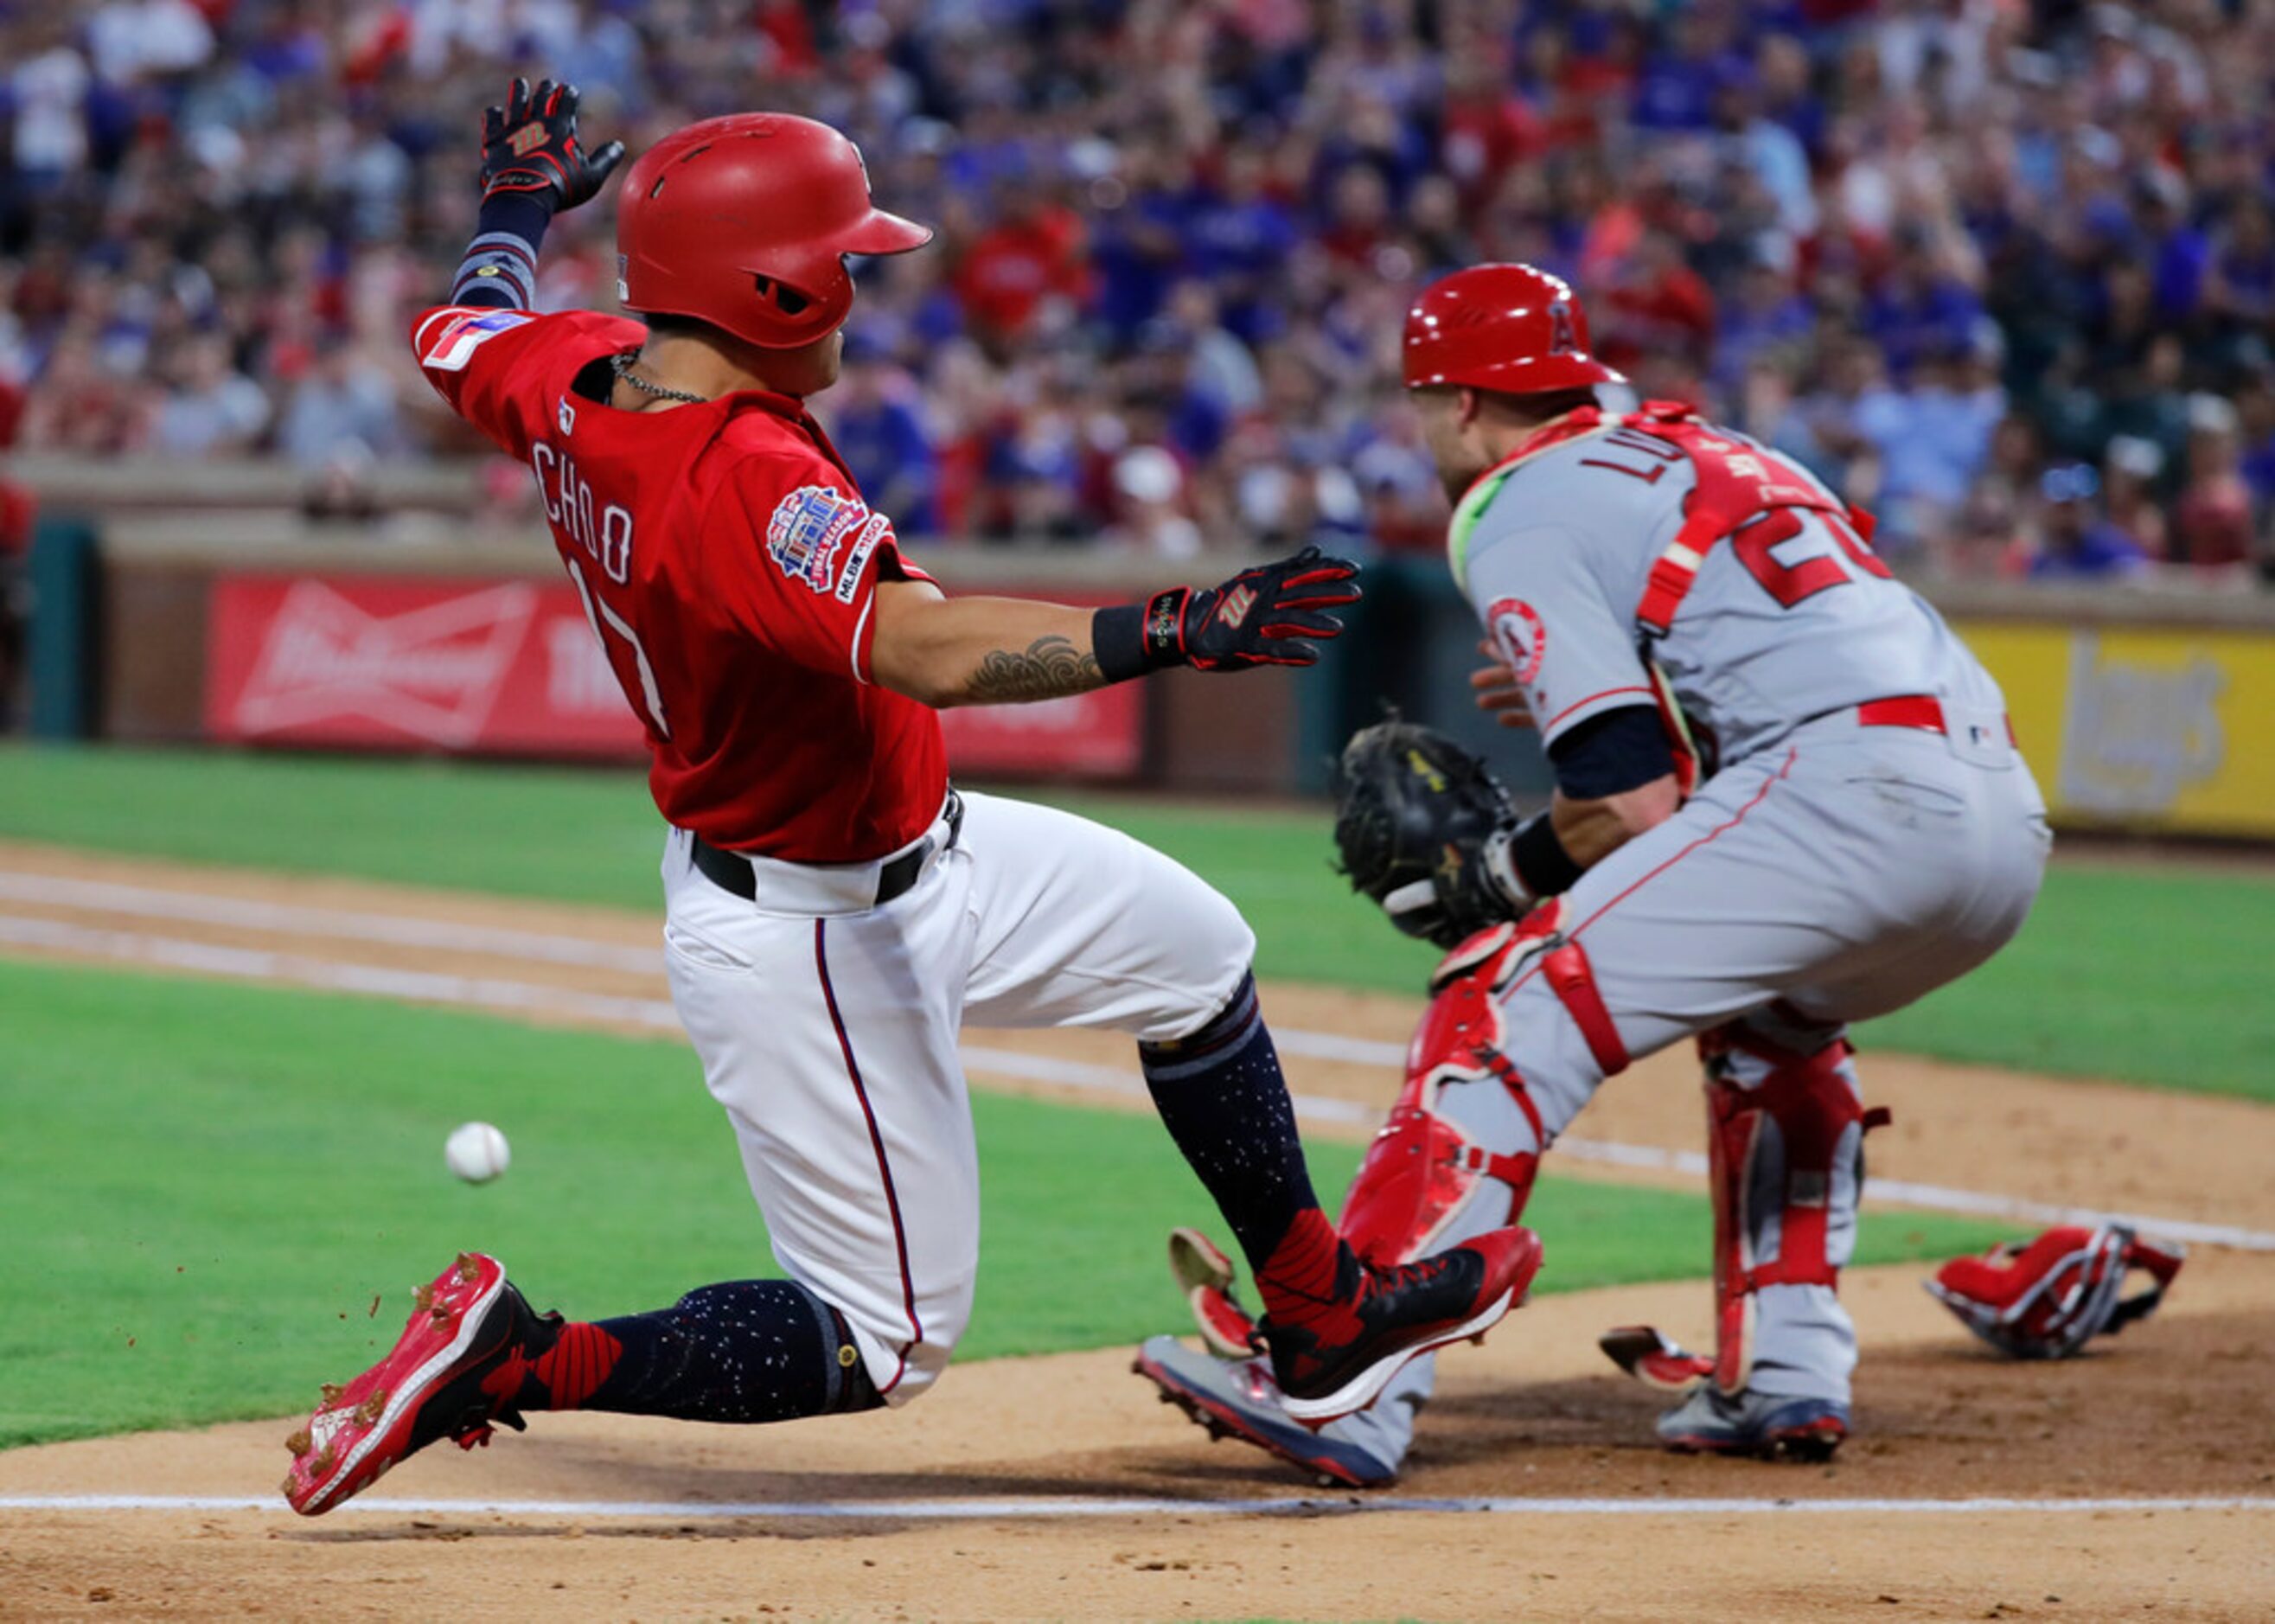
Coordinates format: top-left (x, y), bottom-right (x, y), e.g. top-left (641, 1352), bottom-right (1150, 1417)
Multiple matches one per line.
top-left (513, 1280), bottom-right (879, 1423)
top-left (1139, 971), bottom-right (1326, 1276)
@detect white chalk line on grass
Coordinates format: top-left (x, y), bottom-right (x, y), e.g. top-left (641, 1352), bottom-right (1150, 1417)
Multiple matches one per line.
top-left (0, 871), bottom-right (662, 975)
top-left (5, 902), bottom-right (2274, 1256)
top-left (0, 1493), bottom-right (2268, 1521)
top-left (0, 913), bottom-right (681, 1033)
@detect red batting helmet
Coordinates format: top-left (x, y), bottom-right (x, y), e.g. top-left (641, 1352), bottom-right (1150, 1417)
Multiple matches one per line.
top-left (616, 113), bottom-right (932, 350)
top-left (1402, 263), bottom-right (1624, 395)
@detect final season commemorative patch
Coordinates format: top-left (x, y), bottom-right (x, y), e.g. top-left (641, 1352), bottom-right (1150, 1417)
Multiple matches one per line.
top-left (766, 485), bottom-right (872, 594)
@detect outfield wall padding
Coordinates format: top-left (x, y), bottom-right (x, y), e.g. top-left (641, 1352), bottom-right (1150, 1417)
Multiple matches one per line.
top-left (64, 518), bottom-right (2275, 834)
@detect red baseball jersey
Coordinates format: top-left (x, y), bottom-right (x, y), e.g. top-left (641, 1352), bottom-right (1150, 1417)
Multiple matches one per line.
top-left (411, 304), bottom-right (948, 862)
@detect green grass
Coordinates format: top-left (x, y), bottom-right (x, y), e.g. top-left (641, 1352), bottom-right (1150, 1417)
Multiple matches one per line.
top-left (1, 743), bottom-right (2269, 1098)
top-left (0, 956), bottom-right (2002, 1448)
top-left (0, 743), bottom-right (673, 909)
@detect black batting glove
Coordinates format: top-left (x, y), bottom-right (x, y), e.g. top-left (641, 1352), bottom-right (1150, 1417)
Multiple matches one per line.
top-left (1095, 547), bottom-right (1362, 679)
top-left (480, 77), bottom-right (625, 212)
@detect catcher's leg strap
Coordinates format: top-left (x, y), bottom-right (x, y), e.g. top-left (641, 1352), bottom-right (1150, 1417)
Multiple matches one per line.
top-left (1340, 921), bottom-right (1574, 1269)
top-left (1702, 1026), bottom-right (1889, 1392)
top-left (1430, 901), bottom-right (1631, 1078)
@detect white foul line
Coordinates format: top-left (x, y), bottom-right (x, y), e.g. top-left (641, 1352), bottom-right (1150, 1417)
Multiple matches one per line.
top-left (0, 1492), bottom-right (2266, 1521)
top-left (4, 892), bottom-right (2274, 1256)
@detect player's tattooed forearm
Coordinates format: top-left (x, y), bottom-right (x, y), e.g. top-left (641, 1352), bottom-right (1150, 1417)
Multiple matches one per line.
top-left (966, 635), bottom-right (1104, 703)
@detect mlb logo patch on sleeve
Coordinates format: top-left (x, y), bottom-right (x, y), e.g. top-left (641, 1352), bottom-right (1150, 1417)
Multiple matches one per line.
top-left (767, 485), bottom-right (872, 594)
top-left (418, 309), bottom-right (534, 373)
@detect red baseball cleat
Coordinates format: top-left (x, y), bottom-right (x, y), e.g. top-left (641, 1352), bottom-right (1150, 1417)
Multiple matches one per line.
top-left (281, 1252), bottom-right (539, 1515)
top-left (1269, 1225), bottom-right (1542, 1425)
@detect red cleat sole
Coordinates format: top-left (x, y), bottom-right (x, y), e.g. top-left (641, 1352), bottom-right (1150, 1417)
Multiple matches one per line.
top-left (283, 1252), bottom-right (508, 1516)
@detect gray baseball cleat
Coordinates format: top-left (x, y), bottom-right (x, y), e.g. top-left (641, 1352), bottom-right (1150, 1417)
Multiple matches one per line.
top-left (1134, 1335), bottom-right (1399, 1489)
top-left (1655, 1384), bottom-right (1850, 1461)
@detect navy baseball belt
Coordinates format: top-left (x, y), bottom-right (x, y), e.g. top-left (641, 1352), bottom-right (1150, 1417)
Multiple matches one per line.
top-left (691, 790), bottom-right (964, 909)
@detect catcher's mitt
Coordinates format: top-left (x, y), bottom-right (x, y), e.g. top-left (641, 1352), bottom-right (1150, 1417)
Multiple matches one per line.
top-left (1333, 720), bottom-right (1521, 948)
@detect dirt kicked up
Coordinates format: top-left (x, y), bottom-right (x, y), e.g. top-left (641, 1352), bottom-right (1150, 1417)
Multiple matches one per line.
top-left (0, 840), bottom-right (2270, 1621)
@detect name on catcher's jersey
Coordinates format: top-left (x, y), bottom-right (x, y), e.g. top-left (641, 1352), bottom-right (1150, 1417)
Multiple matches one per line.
top-left (1448, 406), bottom-right (2009, 766)
top-left (410, 304), bottom-right (947, 863)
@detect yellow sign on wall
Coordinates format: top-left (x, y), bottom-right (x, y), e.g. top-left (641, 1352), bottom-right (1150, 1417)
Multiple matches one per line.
top-left (1957, 619), bottom-right (2275, 837)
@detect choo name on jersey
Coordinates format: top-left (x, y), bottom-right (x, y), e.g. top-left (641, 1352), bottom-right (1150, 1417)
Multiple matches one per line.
top-left (530, 436), bottom-right (633, 585)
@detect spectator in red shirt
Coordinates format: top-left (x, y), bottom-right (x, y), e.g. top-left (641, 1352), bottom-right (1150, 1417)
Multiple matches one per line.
top-left (1440, 51), bottom-right (1544, 212)
top-left (952, 185), bottom-right (1090, 354)
top-left (2172, 395), bottom-right (2261, 575)
top-left (1599, 227), bottom-right (1718, 374)
top-left (1316, 165), bottom-right (1394, 271)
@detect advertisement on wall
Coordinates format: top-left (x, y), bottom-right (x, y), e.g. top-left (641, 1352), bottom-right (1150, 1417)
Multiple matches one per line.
top-left (203, 572), bottom-right (1144, 779)
top-left (1957, 619), bottom-right (2275, 837)
top-left (207, 574), bottom-right (645, 756)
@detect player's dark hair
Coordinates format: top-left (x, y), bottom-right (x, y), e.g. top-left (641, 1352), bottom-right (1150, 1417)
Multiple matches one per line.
top-left (641, 311), bottom-right (719, 342)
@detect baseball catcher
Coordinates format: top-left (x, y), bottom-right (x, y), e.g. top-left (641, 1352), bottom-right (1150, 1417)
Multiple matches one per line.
top-left (1136, 263), bottom-right (2052, 1485)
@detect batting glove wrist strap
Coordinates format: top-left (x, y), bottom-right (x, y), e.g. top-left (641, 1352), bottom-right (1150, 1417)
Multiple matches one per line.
top-left (1096, 548), bottom-right (1363, 680)
top-left (480, 76), bottom-right (626, 213)
top-left (1090, 604), bottom-right (1153, 683)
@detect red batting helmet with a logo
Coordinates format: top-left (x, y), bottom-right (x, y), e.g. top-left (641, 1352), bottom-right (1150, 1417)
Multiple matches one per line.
top-left (616, 113), bottom-right (932, 351)
top-left (1402, 263), bottom-right (1625, 395)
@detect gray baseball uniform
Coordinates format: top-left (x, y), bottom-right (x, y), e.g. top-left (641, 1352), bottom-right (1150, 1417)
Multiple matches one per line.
top-left (1324, 408), bottom-right (2051, 1468)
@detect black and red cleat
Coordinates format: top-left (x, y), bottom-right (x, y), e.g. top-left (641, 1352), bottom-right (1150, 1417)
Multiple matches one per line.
top-left (281, 1252), bottom-right (546, 1515)
top-left (1266, 1225), bottom-right (1543, 1425)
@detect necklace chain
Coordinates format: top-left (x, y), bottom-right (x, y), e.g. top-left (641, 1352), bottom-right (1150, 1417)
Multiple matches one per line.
top-left (611, 350), bottom-right (711, 406)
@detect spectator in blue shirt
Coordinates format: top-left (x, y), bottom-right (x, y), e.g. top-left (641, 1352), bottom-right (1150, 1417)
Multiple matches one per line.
top-left (2137, 174), bottom-right (2209, 323)
top-left (827, 340), bottom-right (939, 538)
top-left (1863, 231), bottom-right (1985, 381)
top-left (2028, 464), bottom-right (2150, 580)
top-left (1853, 336), bottom-right (2007, 551)
top-left (1631, 9), bottom-right (1741, 131)
top-left (1711, 253), bottom-right (1814, 399)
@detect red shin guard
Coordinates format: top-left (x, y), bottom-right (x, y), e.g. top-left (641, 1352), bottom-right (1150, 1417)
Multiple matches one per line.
top-left (1700, 1026), bottom-right (1888, 1394)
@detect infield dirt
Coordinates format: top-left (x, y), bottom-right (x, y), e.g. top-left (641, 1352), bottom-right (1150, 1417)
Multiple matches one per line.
top-left (1, 840), bottom-right (2269, 1621)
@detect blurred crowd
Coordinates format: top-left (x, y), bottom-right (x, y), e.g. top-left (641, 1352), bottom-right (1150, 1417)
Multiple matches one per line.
top-left (3, 0), bottom-right (2273, 584)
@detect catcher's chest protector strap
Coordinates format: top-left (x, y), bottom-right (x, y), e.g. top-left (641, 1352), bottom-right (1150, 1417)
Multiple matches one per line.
top-left (1700, 1026), bottom-right (1890, 1393)
top-left (1615, 403), bottom-right (1870, 638)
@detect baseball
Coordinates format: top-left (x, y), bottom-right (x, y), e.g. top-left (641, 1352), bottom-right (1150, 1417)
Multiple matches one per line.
top-left (444, 1122), bottom-right (511, 1184)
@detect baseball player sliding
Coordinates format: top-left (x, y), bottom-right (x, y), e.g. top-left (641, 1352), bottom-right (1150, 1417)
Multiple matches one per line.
top-left (1136, 264), bottom-right (2052, 1486)
top-left (280, 85), bottom-right (1539, 1515)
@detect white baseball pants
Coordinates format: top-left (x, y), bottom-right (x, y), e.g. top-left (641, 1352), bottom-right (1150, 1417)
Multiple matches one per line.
top-left (659, 790), bottom-right (1256, 1403)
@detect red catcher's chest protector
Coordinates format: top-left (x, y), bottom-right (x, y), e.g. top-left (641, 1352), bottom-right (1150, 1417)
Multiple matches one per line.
top-left (1613, 402), bottom-right (1869, 638)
